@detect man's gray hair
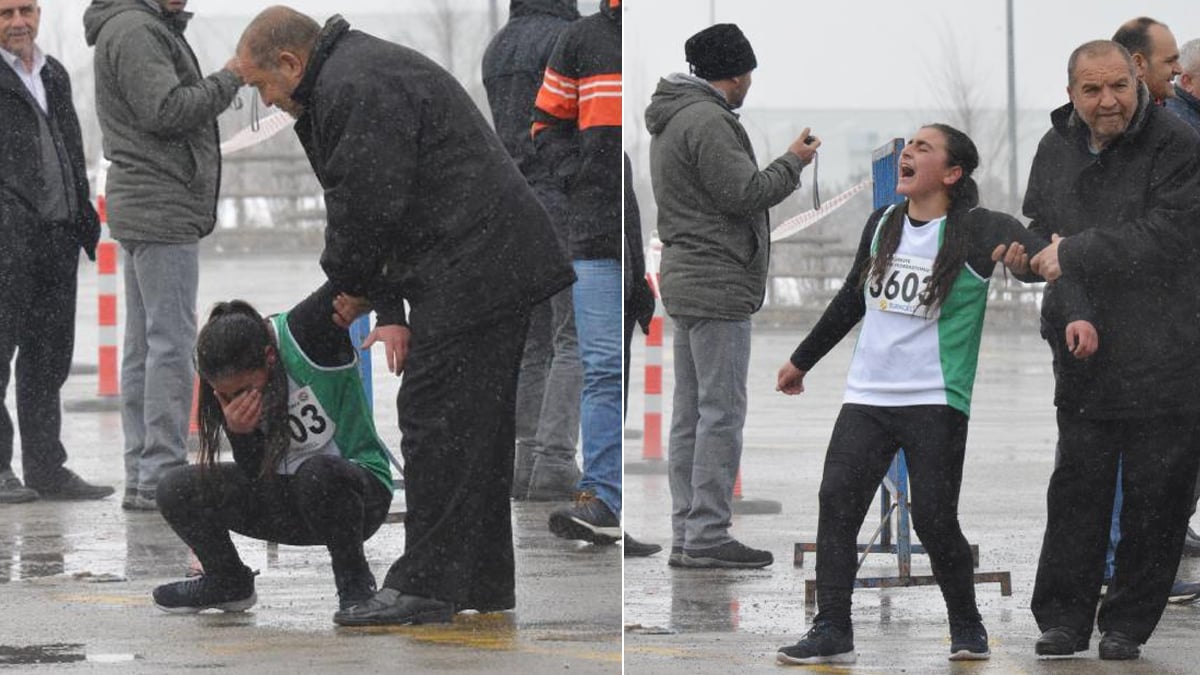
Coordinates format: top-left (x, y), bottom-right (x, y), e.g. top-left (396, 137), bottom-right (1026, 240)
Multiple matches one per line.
top-left (1180, 38), bottom-right (1200, 76)
top-left (1068, 40), bottom-right (1136, 88)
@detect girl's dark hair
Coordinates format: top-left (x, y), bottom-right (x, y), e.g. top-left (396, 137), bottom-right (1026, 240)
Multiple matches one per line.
top-left (195, 300), bottom-right (289, 479)
top-left (864, 123), bottom-right (980, 314)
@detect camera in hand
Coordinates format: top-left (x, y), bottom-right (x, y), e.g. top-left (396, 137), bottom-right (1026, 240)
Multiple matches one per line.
top-left (804, 135), bottom-right (816, 144)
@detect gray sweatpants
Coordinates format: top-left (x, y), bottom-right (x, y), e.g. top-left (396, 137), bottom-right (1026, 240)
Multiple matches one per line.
top-left (120, 241), bottom-right (198, 497)
top-left (668, 315), bottom-right (751, 550)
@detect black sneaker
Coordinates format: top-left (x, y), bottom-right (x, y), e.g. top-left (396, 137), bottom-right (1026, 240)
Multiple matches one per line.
top-left (681, 540), bottom-right (773, 569)
top-left (548, 493), bottom-right (620, 544)
top-left (335, 569), bottom-right (377, 612)
top-left (1167, 580), bottom-right (1200, 604)
top-left (777, 622), bottom-right (855, 665)
top-left (667, 546), bottom-right (684, 568)
top-left (0, 470), bottom-right (38, 504)
top-left (122, 488), bottom-right (157, 512)
top-left (1035, 626), bottom-right (1088, 658)
top-left (1098, 630), bottom-right (1140, 661)
top-left (949, 620), bottom-right (990, 661)
top-left (153, 566), bottom-right (257, 614)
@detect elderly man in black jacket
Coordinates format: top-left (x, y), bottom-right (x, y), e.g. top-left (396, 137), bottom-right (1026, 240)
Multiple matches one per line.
top-left (0, 0), bottom-right (111, 502)
top-left (235, 8), bottom-right (574, 625)
top-left (1013, 40), bottom-right (1200, 661)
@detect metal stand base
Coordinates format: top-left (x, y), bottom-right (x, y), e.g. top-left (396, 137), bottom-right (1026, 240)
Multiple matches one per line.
top-left (792, 450), bottom-right (1012, 610)
top-left (803, 572), bottom-right (1012, 608)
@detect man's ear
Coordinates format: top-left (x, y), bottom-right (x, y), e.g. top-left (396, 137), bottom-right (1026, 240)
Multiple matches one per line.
top-left (279, 51), bottom-right (305, 79)
top-left (1132, 52), bottom-right (1149, 78)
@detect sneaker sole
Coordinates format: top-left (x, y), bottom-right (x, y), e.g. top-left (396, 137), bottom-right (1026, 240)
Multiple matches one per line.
top-left (155, 592), bottom-right (257, 614)
top-left (776, 650), bottom-right (856, 665)
top-left (548, 512), bottom-right (620, 545)
top-left (0, 493), bottom-right (39, 504)
top-left (679, 554), bottom-right (772, 569)
top-left (949, 649), bottom-right (990, 661)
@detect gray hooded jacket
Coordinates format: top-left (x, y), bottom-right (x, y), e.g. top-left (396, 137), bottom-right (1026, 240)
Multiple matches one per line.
top-left (644, 74), bottom-right (803, 321)
top-left (84, 0), bottom-right (240, 243)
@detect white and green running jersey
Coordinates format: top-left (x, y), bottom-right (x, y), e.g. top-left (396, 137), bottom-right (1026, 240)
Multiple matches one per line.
top-left (269, 312), bottom-right (393, 490)
top-left (845, 207), bottom-right (989, 416)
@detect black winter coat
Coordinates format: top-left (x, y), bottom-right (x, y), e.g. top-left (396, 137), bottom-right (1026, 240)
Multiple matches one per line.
top-left (0, 55), bottom-right (99, 260)
top-left (1025, 89), bottom-right (1200, 418)
top-left (624, 153), bottom-right (653, 333)
top-left (291, 17), bottom-right (574, 337)
top-left (481, 0), bottom-right (578, 190)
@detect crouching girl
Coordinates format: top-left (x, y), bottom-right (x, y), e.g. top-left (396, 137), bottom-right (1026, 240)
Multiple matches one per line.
top-left (152, 285), bottom-right (393, 620)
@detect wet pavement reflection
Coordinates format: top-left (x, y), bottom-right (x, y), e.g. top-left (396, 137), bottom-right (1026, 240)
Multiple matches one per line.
top-left (0, 254), bottom-right (620, 674)
top-left (625, 328), bottom-right (1200, 674)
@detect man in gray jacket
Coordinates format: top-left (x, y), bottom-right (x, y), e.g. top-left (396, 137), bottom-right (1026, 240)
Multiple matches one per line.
top-left (84, 0), bottom-right (241, 511)
top-left (645, 23), bottom-right (818, 568)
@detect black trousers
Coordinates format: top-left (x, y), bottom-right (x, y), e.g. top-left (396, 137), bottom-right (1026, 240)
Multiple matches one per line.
top-left (383, 311), bottom-right (528, 609)
top-left (1032, 409), bottom-right (1200, 643)
top-left (814, 404), bottom-right (980, 627)
top-left (0, 223), bottom-right (78, 484)
top-left (157, 455), bottom-right (392, 583)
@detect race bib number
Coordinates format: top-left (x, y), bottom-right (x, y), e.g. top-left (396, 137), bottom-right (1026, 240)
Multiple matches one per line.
top-left (283, 384), bottom-right (337, 460)
top-left (865, 254), bottom-right (936, 317)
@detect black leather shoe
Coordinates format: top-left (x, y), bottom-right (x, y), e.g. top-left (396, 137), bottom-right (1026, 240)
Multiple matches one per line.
top-left (1035, 626), bottom-right (1088, 657)
top-left (28, 468), bottom-right (114, 501)
top-left (623, 534), bottom-right (662, 558)
top-left (1098, 631), bottom-right (1141, 660)
top-left (332, 588), bottom-right (454, 626)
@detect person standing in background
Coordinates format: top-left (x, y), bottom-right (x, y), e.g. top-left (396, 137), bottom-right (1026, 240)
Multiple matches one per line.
top-left (644, 23), bottom-right (818, 568)
top-left (84, 0), bottom-right (242, 511)
top-left (482, 0), bottom-right (583, 502)
top-left (533, 0), bottom-right (624, 546)
top-left (0, 0), bottom-right (110, 502)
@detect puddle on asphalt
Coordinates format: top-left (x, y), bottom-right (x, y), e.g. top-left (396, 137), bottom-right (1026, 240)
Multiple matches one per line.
top-left (0, 517), bottom-right (193, 582)
top-left (0, 643), bottom-right (139, 665)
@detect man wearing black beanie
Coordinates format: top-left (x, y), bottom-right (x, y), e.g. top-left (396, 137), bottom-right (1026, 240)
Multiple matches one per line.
top-left (644, 23), bottom-right (819, 569)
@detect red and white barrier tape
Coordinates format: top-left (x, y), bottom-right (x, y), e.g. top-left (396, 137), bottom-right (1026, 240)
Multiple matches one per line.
top-left (770, 179), bottom-right (871, 243)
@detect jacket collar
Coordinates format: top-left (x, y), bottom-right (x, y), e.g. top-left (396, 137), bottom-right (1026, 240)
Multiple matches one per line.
top-left (0, 43), bottom-right (44, 79)
top-left (1174, 84), bottom-right (1200, 114)
top-left (140, 0), bottom-right (192, 34)
top-left (291, 14), bottom-right (351, 110)
top-left (600, 0), bottom-right (620, 23)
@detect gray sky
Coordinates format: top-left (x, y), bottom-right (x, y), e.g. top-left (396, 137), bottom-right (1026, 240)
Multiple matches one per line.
top-left (625, 0), bottom-right (1200, 115)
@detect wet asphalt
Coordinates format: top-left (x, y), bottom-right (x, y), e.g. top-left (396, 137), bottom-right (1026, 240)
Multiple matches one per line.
top-left (624, 325), bottom-right (1200, 674)
top-left (0, 254), bottom-right (620, 673)
top-left (8, 252), bottom-right (1200, 673)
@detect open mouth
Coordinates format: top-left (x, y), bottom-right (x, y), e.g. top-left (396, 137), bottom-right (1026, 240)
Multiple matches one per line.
top-left (900, 164), bottom-right (916, 178)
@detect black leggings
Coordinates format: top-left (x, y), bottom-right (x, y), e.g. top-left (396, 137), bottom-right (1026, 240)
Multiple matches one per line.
top-left (157, 455), bottom-right (392, 582)
top-left (814, 404), bottom-right (979, 627)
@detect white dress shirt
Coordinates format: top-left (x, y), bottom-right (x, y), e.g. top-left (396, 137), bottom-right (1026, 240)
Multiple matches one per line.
top-left (0, 43), bottom-right (47, 113)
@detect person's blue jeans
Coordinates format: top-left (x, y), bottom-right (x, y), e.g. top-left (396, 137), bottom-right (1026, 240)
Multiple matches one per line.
top-left (1107, 458), bottom-right (1123, 580)
top-left (572, 259), bottom-right (622, 517)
